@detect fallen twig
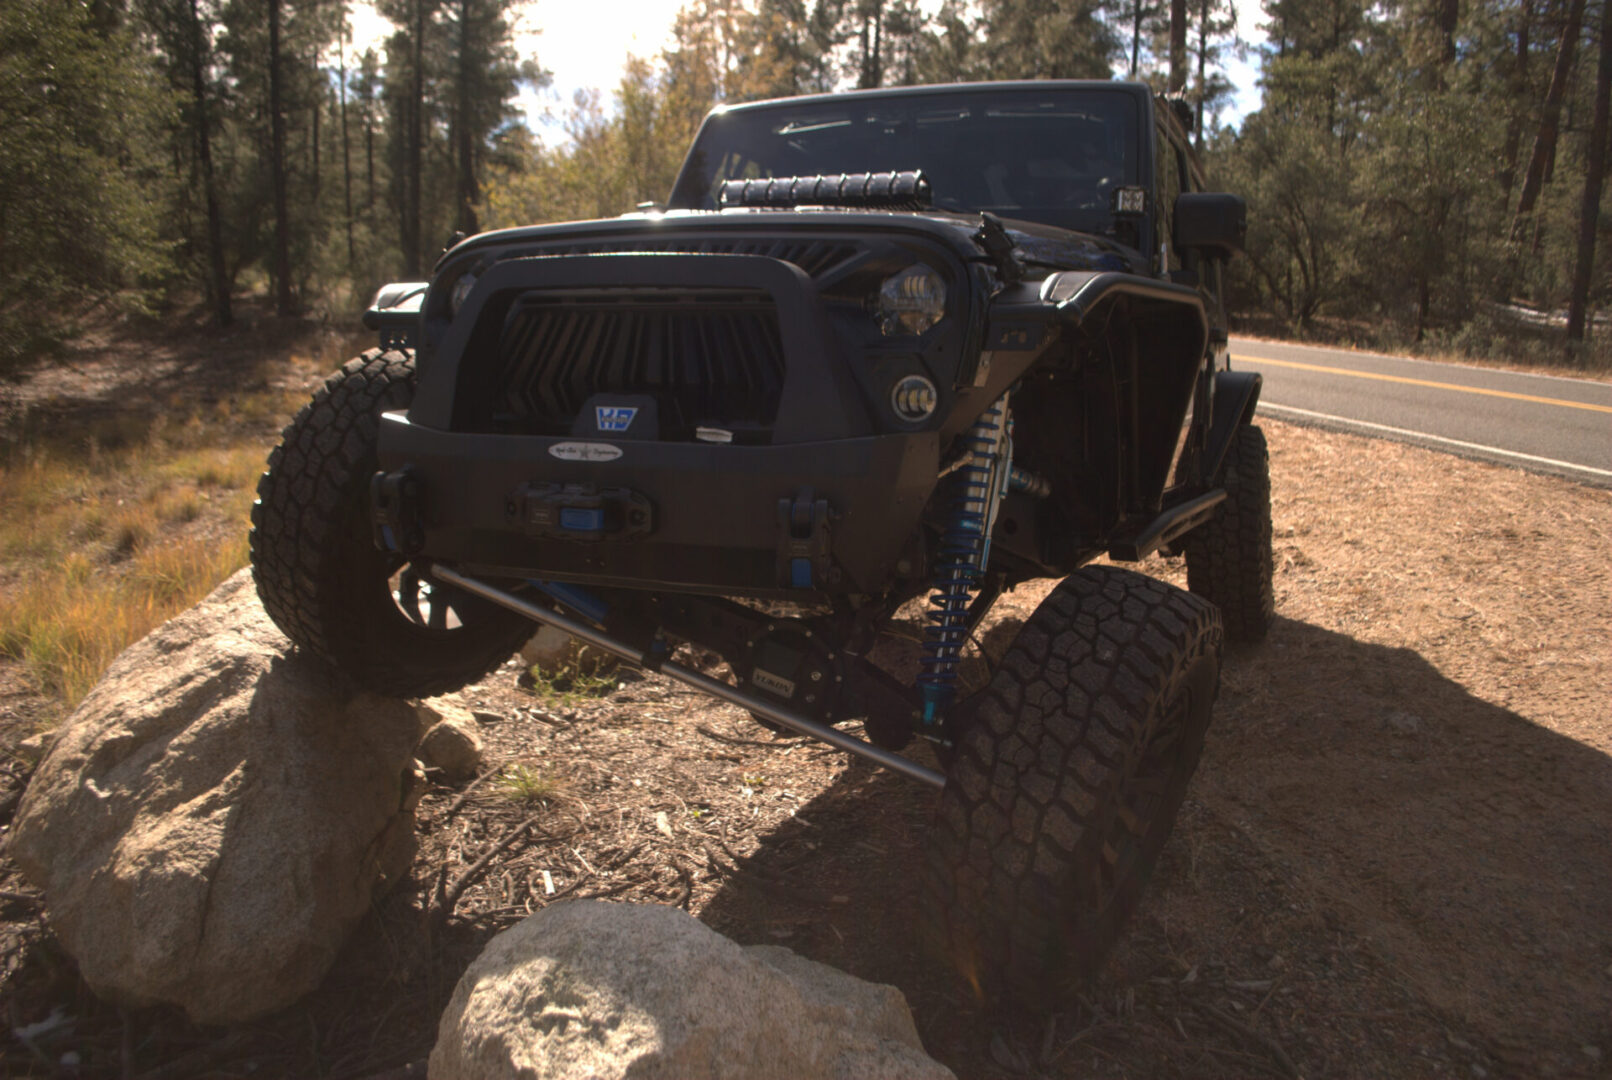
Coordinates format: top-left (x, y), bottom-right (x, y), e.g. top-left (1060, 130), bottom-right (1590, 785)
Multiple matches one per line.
top-left (670, 861), bottom-right (694, 910)
top-left (570, 877), bottom-right (640, 901)
top-left (605, 841), bottom-right (646, 872)
top-left (1046, 1020), bottom-right (1123, 1065)
top-left (696, 725), bottom-right (807, 749)
top-left (1197, 1043), bottom-right (1290, 1077)
top-left (434, 813), bottom-right (548, 920)
top-left (1252, 978), bottom-right (1283, 1018)
top-left (440, 765), bottom-right (502, 821)
top-left (1195, 1002), bottom-right (1300, 1079)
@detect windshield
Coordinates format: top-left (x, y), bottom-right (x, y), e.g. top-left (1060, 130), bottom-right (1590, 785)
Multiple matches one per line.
top-left (668, 87), bottom-right (1141, 234)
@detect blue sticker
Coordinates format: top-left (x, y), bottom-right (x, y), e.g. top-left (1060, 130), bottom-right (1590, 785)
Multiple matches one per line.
top-left (595, 406), bottom-right (638, 433)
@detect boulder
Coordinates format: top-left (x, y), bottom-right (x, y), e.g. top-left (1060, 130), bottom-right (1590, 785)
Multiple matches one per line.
top-left (518, 626), bottom-right (575, 672)
top-left (429, 901), bottom-right (955, 1080)
top-left (15, 729), bottom-right (54, 762)
top-left (9, 569), bottom-right (423, 1025)
top-left (415, 699), bottom-right (484, 780)
top-left (518, 626), bottom-right (617, 681)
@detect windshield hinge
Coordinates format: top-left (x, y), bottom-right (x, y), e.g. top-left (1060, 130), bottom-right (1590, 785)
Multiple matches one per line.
top-left (972, 212), bottom-right (1022, 286)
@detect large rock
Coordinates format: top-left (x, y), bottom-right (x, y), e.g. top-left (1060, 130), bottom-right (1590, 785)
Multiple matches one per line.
top-left (429, 901), bottom-right (955, 1080)
top-left (414, 696), bottom-right (484, 780)
top-left (9, 569), bottom-right (423, 1025)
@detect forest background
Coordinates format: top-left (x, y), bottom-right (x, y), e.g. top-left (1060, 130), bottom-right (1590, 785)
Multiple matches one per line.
top-left (4, 0), bottom-right (1610, 371)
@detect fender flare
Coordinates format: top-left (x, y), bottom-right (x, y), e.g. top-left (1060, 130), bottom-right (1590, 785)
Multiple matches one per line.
top-left (1204, 370), bottom-right (1262, 480)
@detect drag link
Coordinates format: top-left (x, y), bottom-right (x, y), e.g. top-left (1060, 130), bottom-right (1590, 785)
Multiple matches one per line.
top-left (432, 566), bottom-right (947, 789)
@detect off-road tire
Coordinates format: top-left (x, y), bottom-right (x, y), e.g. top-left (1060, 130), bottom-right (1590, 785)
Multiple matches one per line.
top-left (922, 566), bottom-right (1221, 1008)
top-left (250, 350), bottom-right (530, 697)
top-left (1183, 423), bottom-right (1273, 642)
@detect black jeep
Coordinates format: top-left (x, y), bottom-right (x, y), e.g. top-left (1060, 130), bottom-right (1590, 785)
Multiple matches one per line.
top-left (251, 80), bottom-right (1272, 1005)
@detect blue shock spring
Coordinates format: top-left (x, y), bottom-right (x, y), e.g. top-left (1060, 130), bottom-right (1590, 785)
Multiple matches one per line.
top-left (917, 395), bottom-right (1012, 732)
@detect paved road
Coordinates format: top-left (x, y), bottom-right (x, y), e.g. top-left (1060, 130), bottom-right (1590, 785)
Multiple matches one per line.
top-left (1228, 337), bottom-right (1612, 487)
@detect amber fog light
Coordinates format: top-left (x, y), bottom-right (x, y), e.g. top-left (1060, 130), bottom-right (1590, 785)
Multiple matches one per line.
top-left (891, 374), bottom-right (939, 422)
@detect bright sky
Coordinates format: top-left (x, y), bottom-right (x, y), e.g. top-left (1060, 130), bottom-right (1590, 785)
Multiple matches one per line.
top-left (348, 0), bottom-right (1270, 140)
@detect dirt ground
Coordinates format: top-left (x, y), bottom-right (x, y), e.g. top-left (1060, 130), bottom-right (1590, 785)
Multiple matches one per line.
top-left (0, 329), bottom-right (1608, 1079)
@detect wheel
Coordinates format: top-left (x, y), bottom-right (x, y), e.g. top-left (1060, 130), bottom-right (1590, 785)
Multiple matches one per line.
top-left (250, 350), bottom-right (531, 697)
top-left (1183, 422), bottom-right (1274, 642)
top-left (921, 566), bottom-right (1221, 1008)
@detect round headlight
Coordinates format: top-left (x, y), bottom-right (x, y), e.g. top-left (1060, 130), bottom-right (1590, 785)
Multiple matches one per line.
top-left (450, 272), bottom-right (477, 317)
top-left (876, 264), bottom-right (946, 336)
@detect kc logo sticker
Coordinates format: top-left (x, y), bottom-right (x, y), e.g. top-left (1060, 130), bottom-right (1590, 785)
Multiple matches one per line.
top-left (595, 406), bottom-right (638, 433)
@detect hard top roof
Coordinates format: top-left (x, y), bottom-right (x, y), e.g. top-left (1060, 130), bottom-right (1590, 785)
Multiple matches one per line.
top-left (711, 80), bottom-right (1157, 116)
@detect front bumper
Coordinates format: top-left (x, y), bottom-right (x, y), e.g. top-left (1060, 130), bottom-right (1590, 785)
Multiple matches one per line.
top-left (376, 413), bottom-right (939, 596)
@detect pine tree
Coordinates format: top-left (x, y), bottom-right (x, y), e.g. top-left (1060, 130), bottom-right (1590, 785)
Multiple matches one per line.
top-left (137, 0), bottom-right (232, 325)
top-left (378, 0), bottom-right (439, 276)
top-left (217, 0), bottom-right (340, 310)
top-left (442, 0), bottom-right (523, 236)
top-left (1513, 0), bottom-right (1588, 232)
top-left (0, 0), bottom-right (170, 362)
top-left (1189, 0), bottom-right (1239, 143)
top-left (975, 0), bottom-right (1118, 79)
top-left (1568, 0), bottom-right (1610, 339)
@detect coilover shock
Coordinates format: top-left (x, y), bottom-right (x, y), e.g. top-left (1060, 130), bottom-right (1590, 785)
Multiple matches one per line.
top-left (917, 393), bottom-right (1014, 736)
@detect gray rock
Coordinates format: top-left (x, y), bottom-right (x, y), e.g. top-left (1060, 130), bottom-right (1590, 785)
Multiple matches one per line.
top-left (10, 569), bottom-right (422, 1025)
top-left (518, 626), bottom-right (617, 680)
top-left (15, 730), bottom-right (54, 762)
top-left (429, 901), bottom-right (954, 1080)
top-left (518, 626), bottom-right (575, 672)
top-left (415, 698), bottom-right (484, 780)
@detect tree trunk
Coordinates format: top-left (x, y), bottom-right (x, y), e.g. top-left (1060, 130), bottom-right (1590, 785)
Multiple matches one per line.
top-left (404, 0), bottom-right (427, 276)
top-left (338, 32), bottom-right (356, 277)
top-left (870, 3), bottom-right (883, 88)
top-left (1131, 0), bottom-right (1144, 77)
top-left (1436, 0), bottom-right (1460, 66)
top-left (1501, 0), bottom-right (1532, 206)
top-left (311, 90), bottom-right (321, 204)
top-left (453, 0), bottom-right (478, 235)
top-left (1169, 0), bottom-right (1187, 92)
top-left (1568, 0), bottom-right (1611, 340)
top-left (1193, 0), bottom-right (1208, 146)
top-left (187, 0), bottom-right (230, 326)
top-left (1513, 0), bottom-right (1587, 234)
top-left (269, 0), bottom-right (293, 315)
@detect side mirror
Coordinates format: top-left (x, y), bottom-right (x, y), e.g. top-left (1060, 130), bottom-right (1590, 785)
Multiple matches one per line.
top-left (1174, 192), bottom-right (1246, 260)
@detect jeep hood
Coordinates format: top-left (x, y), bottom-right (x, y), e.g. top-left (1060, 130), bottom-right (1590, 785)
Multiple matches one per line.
top-left (442, 209), bottom-right (1146, 277)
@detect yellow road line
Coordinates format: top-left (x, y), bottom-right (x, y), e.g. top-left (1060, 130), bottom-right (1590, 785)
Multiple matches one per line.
top-left (1235, 354), bottom-right (1612, 415)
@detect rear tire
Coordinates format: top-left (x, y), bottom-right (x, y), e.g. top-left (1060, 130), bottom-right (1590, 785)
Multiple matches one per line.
top-left (250, 350), bottom-right (530, 698)
top-left (922, 566), bottom-right (1221, 1009)
top-left (1183, 423), bottom-right (1274, 642)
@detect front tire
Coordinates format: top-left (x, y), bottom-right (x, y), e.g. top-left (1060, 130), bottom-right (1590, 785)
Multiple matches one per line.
top-left (250, 350), bottom-right (530, 698)
top-left (922, 566), bottom-right (1221, 1008)
top-left (1183, 423), bottom-right (1274, 642)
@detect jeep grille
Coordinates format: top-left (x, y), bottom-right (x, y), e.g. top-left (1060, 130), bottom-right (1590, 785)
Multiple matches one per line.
top-left (490, 287), bottom-right (786, 441)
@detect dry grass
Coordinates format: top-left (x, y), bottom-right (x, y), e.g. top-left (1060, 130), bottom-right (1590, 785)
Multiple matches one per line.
top-left (493, 763), bottom-right (565, 805)
top-left (0, 323), bottom-right (367, 716)
top-left (0, 537), bottom-right (249, 706)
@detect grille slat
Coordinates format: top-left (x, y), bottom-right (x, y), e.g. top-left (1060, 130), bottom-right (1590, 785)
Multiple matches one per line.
top-left (544, 238), bottom-right (861, 280)
top-left (493, 289), bottom-right (786, 441)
